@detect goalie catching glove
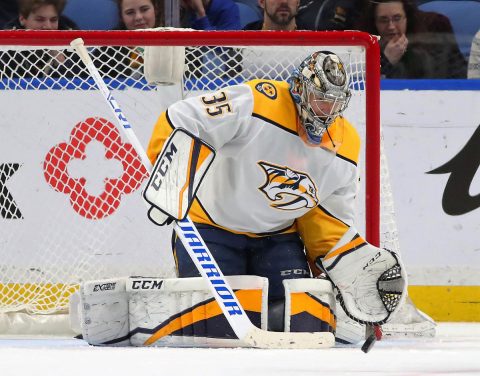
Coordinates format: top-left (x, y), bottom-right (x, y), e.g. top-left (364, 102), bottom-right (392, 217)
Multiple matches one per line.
top-left (318, 227), bottom-right (407, 325)
top-left (143, 128), bottom-right (215, 225)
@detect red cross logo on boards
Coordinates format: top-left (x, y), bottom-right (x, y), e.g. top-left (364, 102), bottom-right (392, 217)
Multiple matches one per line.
top-left (43, 117), bottom-right (148, 219)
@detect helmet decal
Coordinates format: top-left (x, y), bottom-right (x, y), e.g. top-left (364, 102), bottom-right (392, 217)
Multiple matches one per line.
top-left (322, 55), bottom-right (346, 86)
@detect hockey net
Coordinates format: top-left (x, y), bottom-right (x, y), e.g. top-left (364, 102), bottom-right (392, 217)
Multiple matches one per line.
top-left (0, 30), bottom-right (397, 335)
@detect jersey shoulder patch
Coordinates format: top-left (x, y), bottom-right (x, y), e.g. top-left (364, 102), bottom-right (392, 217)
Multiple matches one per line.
top-left (245, 79), bottom-right (298, 133)
top-left (253, 81), bottom-right (278, 99)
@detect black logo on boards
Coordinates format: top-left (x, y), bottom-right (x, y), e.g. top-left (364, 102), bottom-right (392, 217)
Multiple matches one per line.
top-left (0, 163), bottom-right (23, 219)
top-left (427, 124), bottom-right (480, 215)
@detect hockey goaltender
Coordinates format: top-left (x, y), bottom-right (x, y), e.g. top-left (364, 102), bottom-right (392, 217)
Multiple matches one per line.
top-left (70, 46), bottom-right (434, 349)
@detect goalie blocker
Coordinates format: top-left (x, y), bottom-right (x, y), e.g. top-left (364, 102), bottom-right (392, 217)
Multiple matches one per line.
top-left (69, 276), bottom-right (336, 347)
top-left (143, 128), bottom-right (215, 226)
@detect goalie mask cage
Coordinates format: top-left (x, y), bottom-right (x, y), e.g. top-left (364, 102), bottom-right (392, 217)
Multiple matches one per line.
top-left (0, 30), bottom-right (397, 335)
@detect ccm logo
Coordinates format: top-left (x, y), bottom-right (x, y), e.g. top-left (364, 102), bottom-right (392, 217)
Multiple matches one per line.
top-left (93, 282), bottom-right (116, 292)
top-left (280, 269), bottom-right (309, 276)
top-left (131, 280), bottom-right (164, 290)
top-left (151, 143), bottom-right (177, 190)
top-left (363, 252), bottom-right (381, 270)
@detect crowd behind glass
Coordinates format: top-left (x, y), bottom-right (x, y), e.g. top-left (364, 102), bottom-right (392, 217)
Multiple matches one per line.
top-left (0, 0), bottom-right (479, 79)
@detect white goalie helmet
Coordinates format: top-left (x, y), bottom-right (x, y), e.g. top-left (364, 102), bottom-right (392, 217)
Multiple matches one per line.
top-left (289, 51), bottom-right (351, 145)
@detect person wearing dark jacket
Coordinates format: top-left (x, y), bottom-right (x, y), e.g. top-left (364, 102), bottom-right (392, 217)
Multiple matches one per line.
top-left (244, 0), bottom-right (301, 31)
top-left (0, 0), bottom-right (19, 29)
top-left (181, 0), bottom-right (240, 30)
top-left (244, 0), bottom-right (361, 31)
top-left (4, 0), bottom-right (77, 30)
top-left (92, 0), bottom-right (164, 80)
top-left (357, 0), bottom-right (466, 79)
top-left (296, 0), bottom-right (363, 31)
top-left (1, 0), bottom-right (82, 79)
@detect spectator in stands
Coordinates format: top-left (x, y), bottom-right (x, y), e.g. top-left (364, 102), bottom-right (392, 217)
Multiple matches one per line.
top-left (1, 0), bottom-right (80, 78)
top-left (94, 0), bottom-right (164, 79)
top-left (180, 0), bottom-right (241, 81)
top-left (180, 0), bottom-right (240, 30)
top-left (296, 0), bottom-right (363, 31)
top-left (357, 0), bottom-right (435, 79)
top-left (244, 0), bottom-right (361, 31)
top-left (414, 7), bottom-right (467, 79)
top-left (468, 30), bottom-right (480, 79)
top-left (0, 0), bottom-right (18, 29)
top-left (4, 0), bottom-right (77, 30)
top-left (357, 0), bottom-right (467, 79)
top-left (116, 0), bottom-right (164, 30)
top-left (244, 0), bottom-right (300, 30)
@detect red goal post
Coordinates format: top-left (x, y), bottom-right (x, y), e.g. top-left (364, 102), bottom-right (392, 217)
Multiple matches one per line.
top-left (0, 30), bottom-right (385, 335)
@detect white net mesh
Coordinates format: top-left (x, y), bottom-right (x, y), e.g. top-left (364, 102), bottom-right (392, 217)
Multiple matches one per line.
top-left (0, 31), bottom-right (396, 323)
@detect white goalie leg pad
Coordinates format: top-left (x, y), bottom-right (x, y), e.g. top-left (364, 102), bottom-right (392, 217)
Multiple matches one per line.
top-left (143, 128), bottom-right (215, 222)
top-left (321, 227), bottom-right (408, 324)
top-left (283, 278), bottom-right (336, 335)
top-left (69, 278), bottom-right (130, 346)
top-left (382, 296), bottom-right (436, 338)
top-left (128, 275), bottom-right (268, 347)
top-left (281, 278), bottom-right (365, 345)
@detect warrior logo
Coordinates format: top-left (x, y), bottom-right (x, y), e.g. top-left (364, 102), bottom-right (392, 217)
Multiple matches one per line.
top-left (258, 161), bottom-right (318, 210)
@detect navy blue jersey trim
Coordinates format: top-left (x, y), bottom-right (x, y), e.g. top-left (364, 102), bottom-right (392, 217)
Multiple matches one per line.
top-left (165, 109), bottom-right (176, 130)
top-left (325, 242), bottom-right (367, 272)
top-left (335, 153), bottom-right (357, 166)
top-left (195, 197), bottom-right (218, 225)
top-left (252, 113), bottom-right (298, 137)
top-left (317, 204), bottom-right (350, 227)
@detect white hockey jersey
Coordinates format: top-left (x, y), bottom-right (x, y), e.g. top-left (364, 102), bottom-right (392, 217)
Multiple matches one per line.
top-left (147, 79), bottom-right (361, 271)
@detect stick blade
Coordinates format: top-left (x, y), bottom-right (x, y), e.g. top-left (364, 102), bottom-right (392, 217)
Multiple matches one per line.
top-left (243, 327), bottom-right (335, 349)
top-left (361, 325), bottom-right (382, 353)
top-left (361, 333), bottom-right (377, 353)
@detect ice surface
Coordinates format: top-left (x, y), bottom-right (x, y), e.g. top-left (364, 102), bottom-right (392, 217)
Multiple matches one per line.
top-left (0, 323), bottom-right (479, 376)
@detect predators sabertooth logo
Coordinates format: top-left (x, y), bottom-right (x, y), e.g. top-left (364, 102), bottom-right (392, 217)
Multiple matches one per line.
top-left (258, 161), bottom-right (318, 210)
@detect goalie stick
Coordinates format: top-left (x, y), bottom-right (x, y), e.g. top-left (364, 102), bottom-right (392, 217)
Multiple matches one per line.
top-left (361, 325), bottom-right (382, 353)
top-left (70, 38), bottom-right (334, 349)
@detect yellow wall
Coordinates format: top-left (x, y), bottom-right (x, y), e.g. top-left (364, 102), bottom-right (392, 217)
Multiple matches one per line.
top-left (409, 286), bottom-right (480, 322)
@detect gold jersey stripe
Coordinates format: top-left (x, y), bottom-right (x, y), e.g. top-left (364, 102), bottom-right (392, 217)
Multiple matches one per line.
top-left (323, 236), bottom-right (365, 262)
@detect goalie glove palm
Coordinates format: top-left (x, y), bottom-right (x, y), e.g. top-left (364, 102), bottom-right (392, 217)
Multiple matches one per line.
top-left (320, 230), bottom-right (407, 325)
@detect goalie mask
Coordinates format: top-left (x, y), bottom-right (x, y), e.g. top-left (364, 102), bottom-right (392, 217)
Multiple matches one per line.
top-left (289, 51), bottom-right (351, 146)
